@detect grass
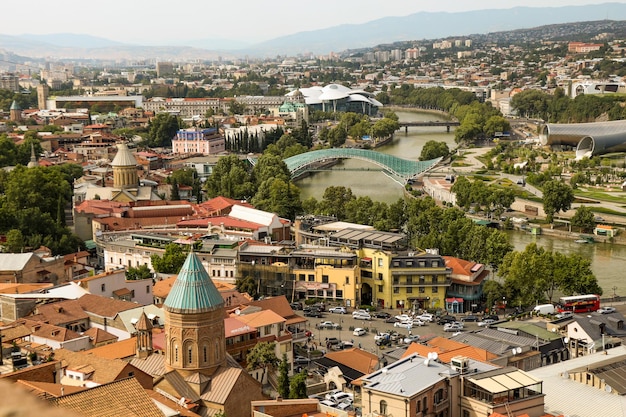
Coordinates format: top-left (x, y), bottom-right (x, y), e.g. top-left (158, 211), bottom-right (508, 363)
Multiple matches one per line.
top-left (574, 188), bottom-right (626, 204)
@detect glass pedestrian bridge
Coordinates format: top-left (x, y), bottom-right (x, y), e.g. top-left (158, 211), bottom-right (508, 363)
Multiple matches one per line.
top-left (282, 148), bottom-right (442, 183)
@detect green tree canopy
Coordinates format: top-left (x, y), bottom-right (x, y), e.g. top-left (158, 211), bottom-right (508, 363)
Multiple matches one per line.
top-left (204, 155), bottom-right (255, 200)
top-left (570, 205), bottom-right (595, 232)
top-left (246, 342), bottom-right (279, 383)
top-left (419, 140), bottom-right (450, 161)
top-left (150, 244), bottom-right (188, 274)
top-left (126, 264), bottom-right (153, 280)
top-left (542, 180), bottom-right (574, 223)
top-left (145, 113), bottom-right (181, 147)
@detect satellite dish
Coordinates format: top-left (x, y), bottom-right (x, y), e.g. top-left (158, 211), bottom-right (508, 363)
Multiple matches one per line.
top-left (516, 347), bottom-right (522, 354)
top-left (564, 337), bottom-right (569, 344)
top-left (606, 385), bottom-right (613, 393)
top-left (512, 348), bottom-right (517, 356)
top-left (562, 371), bottom-right (570, 379)
top-left (432, 352), bottom-right (438, 361)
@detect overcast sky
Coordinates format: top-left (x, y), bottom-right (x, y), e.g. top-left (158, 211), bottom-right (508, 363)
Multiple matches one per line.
top-left (1, 1), bottom-right (616, 44)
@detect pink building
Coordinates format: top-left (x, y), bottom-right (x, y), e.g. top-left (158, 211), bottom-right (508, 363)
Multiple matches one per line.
top-left (171, 127), bottom-right (225, 155)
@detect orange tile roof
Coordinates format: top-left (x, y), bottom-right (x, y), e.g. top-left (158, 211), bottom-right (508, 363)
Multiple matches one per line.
top-left (82, 336), bottom-right (137, 360)
top-left (50, 377), bottom-right (164, 417)
top-left (232, 309), bottom-right (285, 328)
top-left (324, 348), bottom-right (379, 375)
top-left (0, 283), bottom-right (53, 294)
top-left (77, 293), bottom-right (138, 317)
top-left (34, 300), bottom-right (89, 325)
top-left (82, 327), bottom-right (119, 345)
top-left (15, 379), bottom-right (87, 398)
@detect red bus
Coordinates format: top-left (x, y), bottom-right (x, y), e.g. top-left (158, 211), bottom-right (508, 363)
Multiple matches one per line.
top-left (557, 294), bottom-right (600, 313)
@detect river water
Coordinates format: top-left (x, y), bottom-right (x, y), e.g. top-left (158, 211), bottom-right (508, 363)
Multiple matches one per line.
top-left (296, 110), bottom-right (624, 296)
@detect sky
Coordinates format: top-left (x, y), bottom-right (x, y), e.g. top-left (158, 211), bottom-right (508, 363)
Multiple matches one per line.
top-left (1, 0), bottom-right (617, 45)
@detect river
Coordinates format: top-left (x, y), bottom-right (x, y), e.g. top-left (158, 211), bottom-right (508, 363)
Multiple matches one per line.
top-left (296, 110), bottom-right (624, 296)
top-left (297, 111), bottom-right (457, 202)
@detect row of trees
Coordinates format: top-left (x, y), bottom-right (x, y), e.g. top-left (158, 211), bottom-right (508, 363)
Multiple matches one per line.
top-left (483, 243), bottom-right (602, 308)
top-left (510, 87), bottom-right (626, 123)
top-left (317, 112), bottom-right (400, 147)
top-left (302, 187), bottom-right (514, 270)
top-left (380, 86), bottom-right (510, 144)
top-left (451, 176), bottom-right (516, 217)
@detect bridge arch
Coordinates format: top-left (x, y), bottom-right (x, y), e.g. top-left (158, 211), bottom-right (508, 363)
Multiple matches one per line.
top-left (283, 149), bottom-right (441, 183)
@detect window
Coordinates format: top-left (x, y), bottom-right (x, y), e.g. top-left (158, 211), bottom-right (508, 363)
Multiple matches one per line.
top-left (131, 289), bottom-right (135, 298)
top-left (146, 285), bottom-right (150, 293)
top-left (336, 290), bottom-right (343, 299)
top-left (378, 258), bottom-right (383, 267)
top-left (419, 287), bottom-right (425, 293)
top-left (393, 287), bottom-right (399, 294)
top-left (393, 277), bottom-right (399, 285)
top-left (345, 276), bottom-right (350, 285)
top-left (378, 285), bottom-right (383, 293)
top-left (188, 348), bottom-right (193, 364)
top-left (416, 399), bottom-right (421, 412)
top-left (322, 275), bottom-right (329, 284)
top-left (432, 286), bottom-right (438, 293)
top-left (379, 400), bottom-right (387, 414)
top-left (407, 286), bottom-right (412, 294)
top-left (419, 276), bottom-right (425, 284)
top-left (378, 273), bottom-right (383, 280)
top-left (175, 346), bottom-right (179, 362)
top-left (432, 260), bottom-right (439, 267)
top-left (423, 397), bottom-right (428, 411)
top-left (308, 274), bottom-right (315, 282)
top-left (101, 283), bottom-right (105, 292)
top-left (299, 274), bottom-right (305, 281)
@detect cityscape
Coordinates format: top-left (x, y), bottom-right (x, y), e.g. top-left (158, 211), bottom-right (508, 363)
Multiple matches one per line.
top-left (2, 3), bottom-right (626, 417)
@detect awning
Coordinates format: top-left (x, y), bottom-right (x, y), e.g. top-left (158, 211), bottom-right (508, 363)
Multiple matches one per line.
top-left (446, 297), bottom-right (464, 303)
top-left (361, 257), bottom-right (372, 261)
top-left (84, 240), bottom-right (96, 250)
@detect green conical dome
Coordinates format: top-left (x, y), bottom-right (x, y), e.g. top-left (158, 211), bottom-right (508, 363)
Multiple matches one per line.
top-left (164, 252), bottom-right (224, 314)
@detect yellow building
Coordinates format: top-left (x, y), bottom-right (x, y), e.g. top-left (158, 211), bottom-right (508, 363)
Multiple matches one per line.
top-left (359, 248), bottom-right (451, 311)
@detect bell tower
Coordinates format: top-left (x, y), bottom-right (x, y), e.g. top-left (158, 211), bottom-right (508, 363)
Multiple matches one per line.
top-left (163, 252), bottom-right (226, 377)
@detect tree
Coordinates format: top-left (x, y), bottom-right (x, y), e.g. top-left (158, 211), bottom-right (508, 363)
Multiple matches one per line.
top-left (145, 113), bottom-right (180, 147)
top-left (252, 178), bottom-right (302, 220)
top-left (204, 155), bottom-right (255, 200)
top-left (317, 186), bottom-right (355, 219)
top-left (289, 371), bottom-right (308, 399)
top-left (570, 205), bottom-right (595, 232)
top-left (126, 264), bottom-right (153, 280)
top-left (277, 354), bottom-right (290, 399)
top-left (542, 180), bottom-right (574, 223)
top-left (419, 140), bottom-right (450, 161)
top-left (150, 244), bottom-right (188, 274)
top-left (246, 342), bottom-right (278, 384)
top-left (4, 229), bottom-right (25, 253)
top-left (482, 280), bottom-right (504, 313)
top-left (236, 275), bottom-right (258, 299)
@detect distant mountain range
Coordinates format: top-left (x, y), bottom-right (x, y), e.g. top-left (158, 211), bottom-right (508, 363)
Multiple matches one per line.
top-left (1, 3), bottom-right (626, 61)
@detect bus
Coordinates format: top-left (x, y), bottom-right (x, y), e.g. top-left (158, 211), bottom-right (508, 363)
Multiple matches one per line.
top-left (557, 294), bottom-right (601, 314)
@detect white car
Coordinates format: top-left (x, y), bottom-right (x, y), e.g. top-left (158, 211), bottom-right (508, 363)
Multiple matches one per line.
top-left (403, 334), bottom-right (420, 344)
top-left (477, 318), bottom-right (496, 327)
top-left (395, 314), bottom-right (412, 322)
top-left (411, 319), bottom-right (426, 327)
top-left (443, 323), bottom-right (463, 332)
top-left (353, 327), bottom-right (366, 336)
top-left (598, 307), bottom-right (616, 314)
top-left (417, 313), bottom-right (434, 322)
top-left (316, 321), bottom-right (340, 329)
top-left (353, 312), bottom-right (372, 320)
top-left (374, 332), bottom-right (390, 341)
top-left (329, 306), bottom-right (347, 314)
top-left (394, 321), bottom-right (413, 329)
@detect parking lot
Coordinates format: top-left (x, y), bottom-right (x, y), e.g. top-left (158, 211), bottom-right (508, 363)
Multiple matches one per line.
top-left (296, 308), bottom-right (492, 357)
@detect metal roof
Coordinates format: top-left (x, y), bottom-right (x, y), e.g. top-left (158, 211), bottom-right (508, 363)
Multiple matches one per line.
top-left (163, 252), bottom-right (224, 314)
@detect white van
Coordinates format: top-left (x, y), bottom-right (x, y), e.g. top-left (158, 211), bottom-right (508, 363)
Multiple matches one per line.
top-left (533, 304), bottom-right (555, 315)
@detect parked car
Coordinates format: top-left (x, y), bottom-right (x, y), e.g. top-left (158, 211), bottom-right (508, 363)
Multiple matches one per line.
top-left (484, 314), bottom-right (500, 321)
top-left (417, 313), bottom-right (434, 322)
top-left (394, 321), bottom-right (413, 329)
top-left (373, 311), bottom-right (391, 319)
top-left (555, 311), bottom-right (573, 319)
top-left (461, 315), bottom-right (480, 322)
top-left (598, 306), bottom-right (616, 314)
top-left (374, 332), bottom-right (390, 341)
top-left (326, 337), bottom-right (341, 346)
top-left (326, 392), bottom-right (354, 404)
top-left (294, 356), bottom-right (311, 365)
top-left (437, 315), bottom-right (456, 325)
top-left (353, 327), bottom-right (366, 336)
top-left (304, 309), bottom-right (323, 318)
top-left (290, 302), bottom-right (302, 310)
top-left (385, 316), bottom-right (400, 323)
top-left (403, 334), bottom-right (421, 344)
top-left (395, 314), bottom-right (412, 322)
top-left (353, 312), bottom-right (372, 320)
top-left (478, 318), bottom-right (496, 327)
top-left (316, 321), bottom-right (340, 329)
top-left (375, 336), bottom-right (392, 346)
top-left (443, 323), bottom-right (464, 332)
top-left (329, 306), bottom-right (347, 314)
